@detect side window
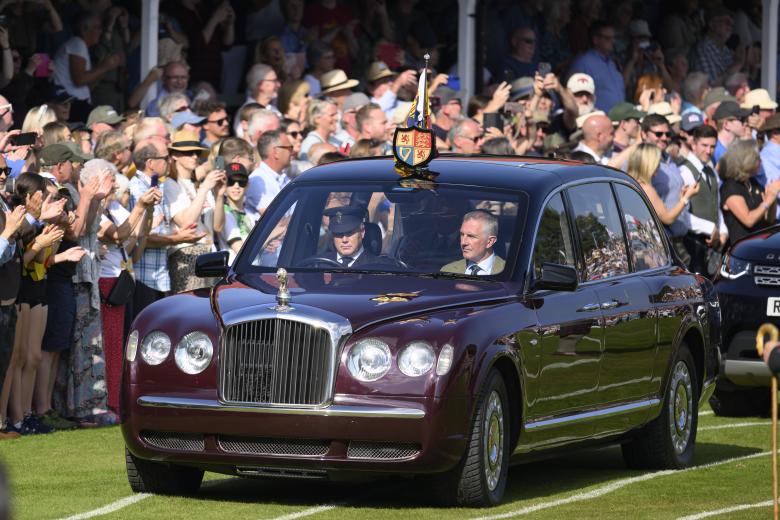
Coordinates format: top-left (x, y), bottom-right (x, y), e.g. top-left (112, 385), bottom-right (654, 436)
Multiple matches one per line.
top-left (615, 184), bottom-right (668, 271)
top-left (567, 183), bottom-right (629, 281)
top-left (532, 193), bottom-right (576, 278)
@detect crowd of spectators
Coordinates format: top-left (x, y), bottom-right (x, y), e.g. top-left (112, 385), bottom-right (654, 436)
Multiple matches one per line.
top-left (0, 0), bottom-right (777, 437)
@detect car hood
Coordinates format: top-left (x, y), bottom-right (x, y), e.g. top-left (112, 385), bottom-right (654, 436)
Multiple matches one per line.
top-left (213, 272), bottom-right (511, 331)
top-left (730, 225), bottom-right (780, 262)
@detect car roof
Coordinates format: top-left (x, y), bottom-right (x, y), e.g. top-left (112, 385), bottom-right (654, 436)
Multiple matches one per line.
top-left (294, 154), bottom-right (634, 194)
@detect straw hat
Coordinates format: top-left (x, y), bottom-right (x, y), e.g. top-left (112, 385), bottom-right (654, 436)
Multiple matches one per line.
top-left (169, 130), bottom-right (207, 152)
top-left (320, 69), bottom-right (360, 94)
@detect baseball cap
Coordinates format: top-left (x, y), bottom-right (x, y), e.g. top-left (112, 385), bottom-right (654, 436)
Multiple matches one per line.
top-left (61, 141), bottom-right (93, 163)
top-left (39, 143), bottom-right (74, 167)
top-left (509, 77), bottom-right (534, 101)
top-left (342, 92), bottom-right (370, 112)
top-left (432, 86), bottom-right (459, 106)
top-left (365, 61), bottom-right (396, 83)
top-left (680, 112), bottom-right (705, 132)
top-left (713, 100), bottom-right (749, 121)
top-left (608, 102), bottom-right (646, 122)
top-left (324, 205), bottom-right (366, 234)
top-left (171, 110), bottom-right (206, 130)
top-left (87, 105), bottom-right (124, 126)
top-left (741, 89), bottom-right (778, 110)
top-left (226, 162), bottom-right (249, 178)
top-left (702, 87), bottom-right (736, 108)
top-left (567, 73), bottom-right (595, 95)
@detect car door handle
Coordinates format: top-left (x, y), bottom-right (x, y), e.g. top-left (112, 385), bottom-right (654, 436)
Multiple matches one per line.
top-left (601, 300), bottom-right (622, 310)
top-left (577, 303), bottom-right (601, 312)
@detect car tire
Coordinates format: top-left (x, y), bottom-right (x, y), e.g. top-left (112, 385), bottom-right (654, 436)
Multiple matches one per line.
top-left (433, 369), bottom-right (511, 507)
top-left (622, 343), bottom-right (698, 470)
top-left (125, 447), bottom-right (204, 495)
top-left (709, 384), bottom-right (769, 417)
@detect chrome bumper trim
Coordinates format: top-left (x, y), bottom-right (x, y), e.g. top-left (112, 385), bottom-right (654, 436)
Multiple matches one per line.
top-left (137, 396), bottom-right (425, 419)
top-left (524, 398), bottom-right (661, 431)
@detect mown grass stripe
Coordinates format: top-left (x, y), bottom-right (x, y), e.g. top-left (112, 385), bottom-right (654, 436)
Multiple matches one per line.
top-left (56, 493), bottom-right (150, 520)
top-left (698, 411), bottom-right (713, 417)
top-left (267, 504), bottom-right (340, 520)
top-left (471, 451), bottom-right (774, 520)
top-left (676, 500), bottom-right (775, 519)
top-left (699, 421), bottom-right (769, 431)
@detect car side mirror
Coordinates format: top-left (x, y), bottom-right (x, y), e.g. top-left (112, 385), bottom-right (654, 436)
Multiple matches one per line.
top-left (195, 251), bottom-right (229, 278)
top-left (532, 263), bottom-right (578, 292)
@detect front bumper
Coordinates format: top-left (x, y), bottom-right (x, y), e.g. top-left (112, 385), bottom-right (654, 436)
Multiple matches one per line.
top-left (716, 279), bottom-right (780, 387)
top-left (122, 384), bottom-right (470, 477)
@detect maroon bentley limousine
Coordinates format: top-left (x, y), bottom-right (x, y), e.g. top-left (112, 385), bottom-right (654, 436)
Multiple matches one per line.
top-left (121, 156), bottom-right (719, 506)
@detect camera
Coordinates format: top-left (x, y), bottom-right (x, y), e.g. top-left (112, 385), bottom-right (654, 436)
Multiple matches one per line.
top-left (752, 105), bottom-right (761, 116)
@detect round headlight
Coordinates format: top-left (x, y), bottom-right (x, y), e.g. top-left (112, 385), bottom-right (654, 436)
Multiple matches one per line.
top-left (347, 338), bottom-right (391, 382)
top-left (398, 341), bottom-right (435, 377)
top-left (174, 332), bottom-right (214, 375)
top-left (436, 344), bottom-right (455, 376)
top-left (140, 331), bottom-right (171, 366)
top-left (126, 330), bottom-right (139, 362)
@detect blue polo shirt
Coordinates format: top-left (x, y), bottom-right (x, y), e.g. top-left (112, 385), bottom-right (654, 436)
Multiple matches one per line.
top-left (651, 153), bottom-right (689, 237)
top-left (713, 139), bottom-right (728, 165)
top-left (568, 49), bottom-right (625, 112)
top-left (759, 140), bottom-right (780, 217)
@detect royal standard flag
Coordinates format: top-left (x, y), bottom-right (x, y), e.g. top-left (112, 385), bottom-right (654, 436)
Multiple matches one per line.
top-left (406, 67), bottom-right (431, 129)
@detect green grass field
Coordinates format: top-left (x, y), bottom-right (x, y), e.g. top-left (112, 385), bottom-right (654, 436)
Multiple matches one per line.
top-left (1, 406), bottom-right (778, 519)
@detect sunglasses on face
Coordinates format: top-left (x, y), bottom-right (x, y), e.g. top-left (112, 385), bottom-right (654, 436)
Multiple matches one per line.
top-left (650, 130), bottom-right (675, 139)
top-left (287, 130), bottom-right (302, 139)
top-left (227, 178), bottom-right (248, 188)
top-left (0, 167), bottom-right (9, 176)
top-left (207, 117), bottom-right (229, 126)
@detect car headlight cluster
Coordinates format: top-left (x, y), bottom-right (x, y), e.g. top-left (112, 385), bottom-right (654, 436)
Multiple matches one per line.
top-left (135, 330), bottom-right (213, 375)
top-left (346, 339), bottom-right (454, 381)
top-left (719, 253), bottom-right (751, 280)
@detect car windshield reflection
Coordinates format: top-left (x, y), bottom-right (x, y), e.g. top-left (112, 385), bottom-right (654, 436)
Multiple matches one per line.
top-left (237, 183), bottom-right (527, 279)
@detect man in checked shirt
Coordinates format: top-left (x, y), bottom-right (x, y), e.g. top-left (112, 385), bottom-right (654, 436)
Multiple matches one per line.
top-left (127, 139), bottom-right (204, 321)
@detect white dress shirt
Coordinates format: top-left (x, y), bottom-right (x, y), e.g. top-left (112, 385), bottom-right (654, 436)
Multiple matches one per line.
top-left (465, 253), bottom-right (496, 275)
top-left (337, 247), bottom-right (364, 267)
top-left (679, 152), bottom-right (727, 236)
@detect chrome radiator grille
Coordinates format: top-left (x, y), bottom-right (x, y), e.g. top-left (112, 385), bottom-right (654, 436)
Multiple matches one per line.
top-left (220, 319), bottom-right (332, 406)
top-left (755, 265), bottom-right (780, 286)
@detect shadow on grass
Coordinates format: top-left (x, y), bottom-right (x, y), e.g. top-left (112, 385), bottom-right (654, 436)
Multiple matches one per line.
top-left (180, 442), bottom-right (762, 510)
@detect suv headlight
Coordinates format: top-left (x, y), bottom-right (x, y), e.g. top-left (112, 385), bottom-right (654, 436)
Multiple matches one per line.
top-left (347, 338), bottom-right (391, 382)
top-left (140, 331), bottom-right (171, 365)
top-left (398, 341), bottom-right (435, 377)
top-left (174, 332), bottom-right (213, 374)
top-left (719, 254), bottom-right (751, 280)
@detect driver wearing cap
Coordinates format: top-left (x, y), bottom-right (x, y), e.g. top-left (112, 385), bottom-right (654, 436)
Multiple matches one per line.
top-left (322, 206), bottom-right (379, 267)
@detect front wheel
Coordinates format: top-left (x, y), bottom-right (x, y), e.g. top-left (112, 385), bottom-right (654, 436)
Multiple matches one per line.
top-left (622, 343), bottom-right (698, 469)
top-left (434, 369), bottom-right (511, 507)
top-left (126, 448), bottom-right (204, 495)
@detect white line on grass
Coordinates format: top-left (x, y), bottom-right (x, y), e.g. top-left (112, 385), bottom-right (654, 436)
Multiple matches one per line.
top-left (267, 504), bottom-right (341, 520)
top-left (470, 451), bottom-right (774, 520)
top-left (57, 494), bottom-right (151, 520)
top-left (676, 500), bottom-right (775, 519)
top-left (699, 421), bottom-right (769, 431)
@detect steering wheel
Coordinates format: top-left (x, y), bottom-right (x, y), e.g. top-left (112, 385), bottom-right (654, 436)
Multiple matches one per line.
top-left (296, 256), bottom-right (344, 268)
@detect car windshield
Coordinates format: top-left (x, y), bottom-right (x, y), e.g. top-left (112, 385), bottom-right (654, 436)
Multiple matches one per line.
top-left (236, 181), bottom-right (527, 279)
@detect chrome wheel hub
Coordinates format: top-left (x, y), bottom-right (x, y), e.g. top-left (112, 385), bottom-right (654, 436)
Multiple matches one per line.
top-left (668, 360), bottom-right (693, 455)
top-left (483, 390), bottom-right (504, 491)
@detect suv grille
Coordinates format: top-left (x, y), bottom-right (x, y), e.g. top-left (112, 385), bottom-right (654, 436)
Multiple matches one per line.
top-left (754, 265), bottom-right (780, 286)
top-left (220, 319), bottom-right (331, 406)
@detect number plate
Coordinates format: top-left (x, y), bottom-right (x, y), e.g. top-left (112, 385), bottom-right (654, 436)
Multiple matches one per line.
top-left (767, 297), bottom-right (780, 317)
